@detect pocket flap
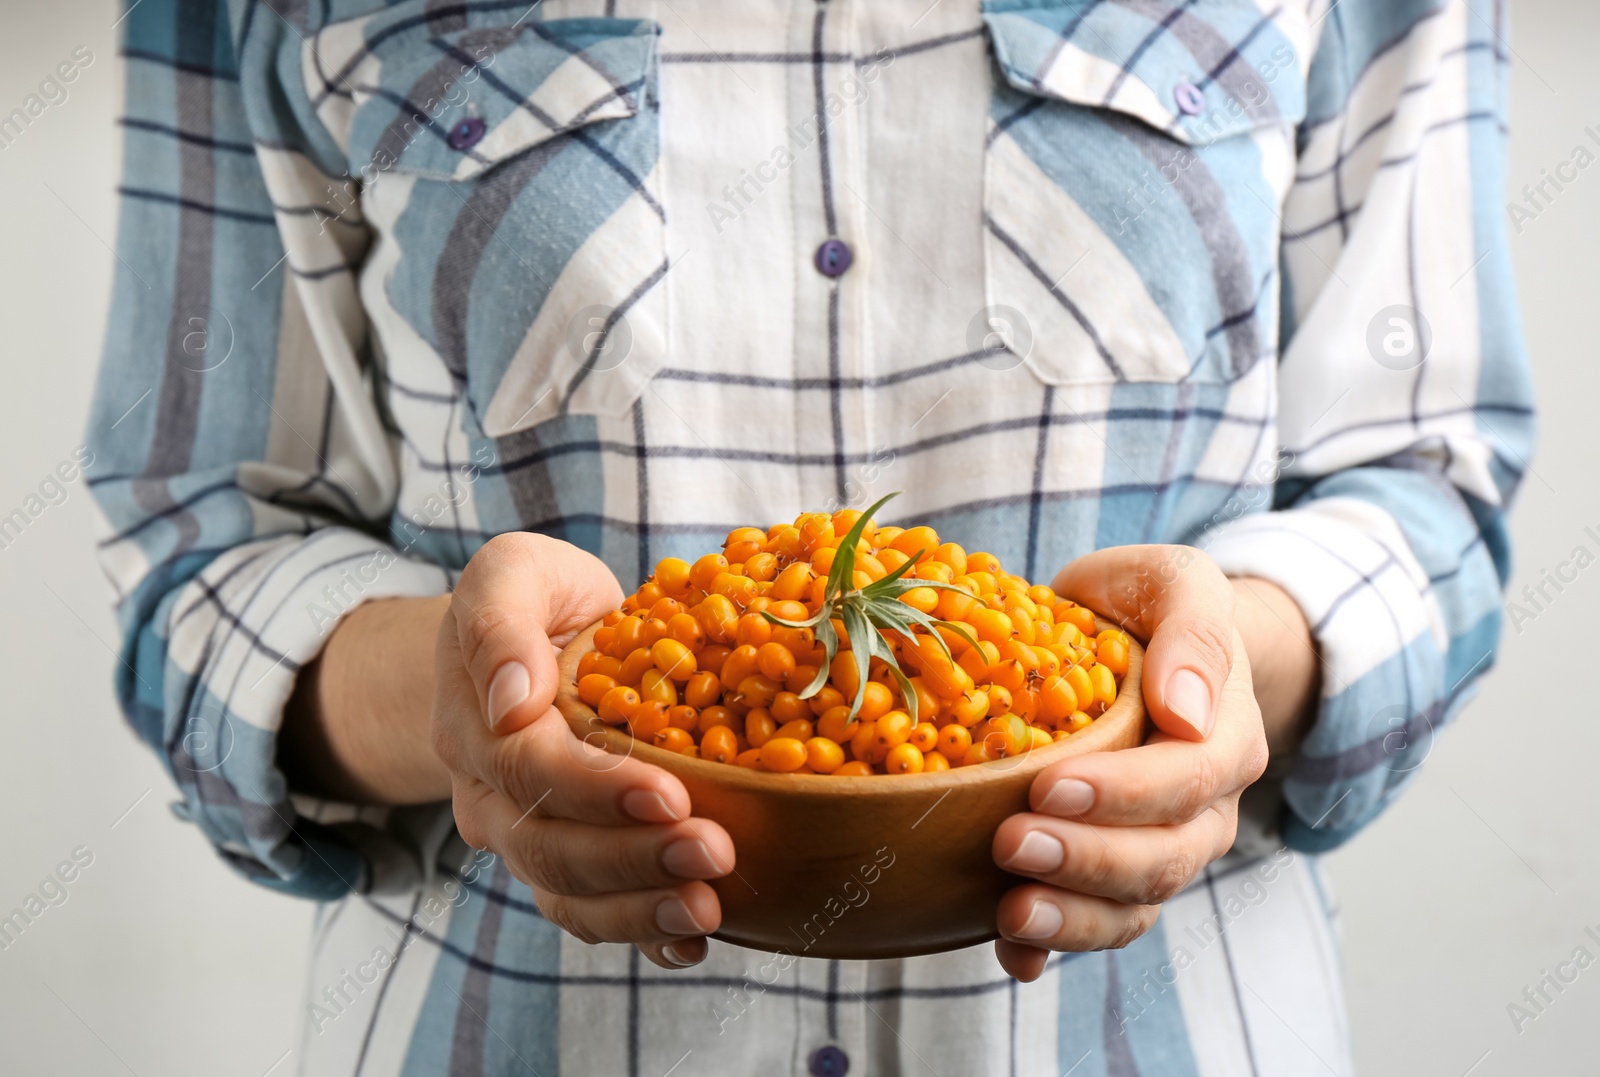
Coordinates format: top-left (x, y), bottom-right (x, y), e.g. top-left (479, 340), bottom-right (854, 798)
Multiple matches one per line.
top-left (345, 17), bottom-right (658, 182)
top-left (983, 1), bottom-right (1305, 145)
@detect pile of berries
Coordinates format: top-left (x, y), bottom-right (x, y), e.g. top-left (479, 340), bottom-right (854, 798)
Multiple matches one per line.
top-left (573, 497), bottom-right (1129, 776)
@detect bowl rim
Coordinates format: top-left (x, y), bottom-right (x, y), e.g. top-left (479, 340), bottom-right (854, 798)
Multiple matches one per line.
top-left (555, 615), bottom-right (1145, 794)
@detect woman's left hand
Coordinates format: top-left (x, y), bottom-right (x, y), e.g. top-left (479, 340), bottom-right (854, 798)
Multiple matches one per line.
top-left (990, 545), bottom-right (1272, 981)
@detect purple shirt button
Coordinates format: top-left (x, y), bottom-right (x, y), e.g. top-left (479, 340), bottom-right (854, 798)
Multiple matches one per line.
top-left (808, 1045), bottom-right (849, 1076)
top-left (815, 238), bottom-right (853, 278)
top-left (1174, 82), bottom-right (1206, 116)
top-left (448, 116), bottom-right (487, 151)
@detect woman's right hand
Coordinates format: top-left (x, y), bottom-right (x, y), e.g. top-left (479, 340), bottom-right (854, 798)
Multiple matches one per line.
top-left (432, 533), bottom-right (736, 969)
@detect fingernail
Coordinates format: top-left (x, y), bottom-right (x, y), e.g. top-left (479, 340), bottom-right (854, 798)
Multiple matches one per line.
top-left (486, 662), bottom-right (530, 731)
top-left (1041, 778), bottom-right (1095, 817)
top-left (662, 839), bottom-right (724, 880)
top-left (623, 789), bottom-right (681, 823)
top-left (661, 940), bottom-right (702, 967)
top-left (656, 897), bottom-right (706, 936)
top-left (1003, 831), bottom-right (1064, 875)
top-left (1014, 899), bottom-right (1064, 941)
top-left (1165, 668), bottom-right (1214, 737)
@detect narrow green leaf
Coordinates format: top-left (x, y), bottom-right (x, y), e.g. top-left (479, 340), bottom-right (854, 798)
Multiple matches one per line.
top-left (840, 603), bottom-right (875, 720)
top-left (796, 615), bottom-right (839, 699)
top-left (760, 607), bottom-right (828, 630)
top-left (885, 660), bottom-right (919, 725)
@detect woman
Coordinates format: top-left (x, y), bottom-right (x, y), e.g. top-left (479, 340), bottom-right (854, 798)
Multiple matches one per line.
top-left (89, 0), bottom-right (1531, 1073)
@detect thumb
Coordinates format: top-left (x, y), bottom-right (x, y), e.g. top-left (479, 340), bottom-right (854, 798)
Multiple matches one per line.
top-left (1053, 544), bottom-right (1234, 740)
top-left (451, 534), bottom-right (624, 735)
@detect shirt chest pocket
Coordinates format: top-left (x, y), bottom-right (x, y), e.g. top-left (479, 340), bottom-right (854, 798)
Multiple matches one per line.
top-left (321, 11), bottom-right (667, 437)
top-left (979, 1), bottom-right (1307, 386)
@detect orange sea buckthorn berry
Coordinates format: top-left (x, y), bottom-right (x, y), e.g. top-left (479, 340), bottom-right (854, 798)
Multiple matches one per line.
top-left (775, 717), bottom-right (815, 743)
top-left (1040, 675), bottom-right (1080, 724)
top-left (934, 588), bottom-right (976, 623)
top-left (720, 645), bottom-right (761, 691)
top-left (696, 644), bottom-right (731, 678)
top-left (690, 553), bottom-right (730, 591)
top-left (591, 627), bottom-right (617, 656)
top-left (950, 690), bottom-right (989, 727)
top-left (698, 705), bottom-right (737, 734)
top-left (618, 647), bottom-right (655, 687)
top-left (612, 615), bottom-right (644, 658)
top-left (736, 674), bottom-right (783, 710)
top-left (771, 562), bottom-right (815, 601)
top-left (904, 677), bottom-right (941, 724)
top-left (858, 680), bottom-right (895, 721)
top-left (768, 690), bottom-right (808, 725)
top-left (654, 557), bottom-right (692, 597)
top-left (655, 727), bottom-right (694, 754)
top-left (635, 581), bottom-right (665, 609)
top-left (902, 586), bottom-right (940, 614)
top-left (831, 509), bottom-right (871, 543)
top-left (1096, 636), bottom-right (1130, 677)
top-left (817, 704), bottom-right (859, 743)
top-left (834, 760), bottom-right (874, 777)
top-left (651, 638), bottom-right (697, 682)
top-left (650, 597), bottom-right (688, 624)
top-left (744, 551), bottom-right (779, 582)
top-left (989, 659), bottom-right (1027, 695)
top-left (639, 669), bottom-right (678, 707)
top-left (735, 612), bottom-right (773, 649)
top-left (639, 618), bottom-right (670, 650)
top-left (786, 664), bottom-right (820, 695)
top-left (744, 708), bottom-right (776, 748)
top-left (933, 542), bottom-right (967, 576)
top-left (810, 684), bottom-right (846, 716)
top-left (577, 673), bottom-right (617, 708)
top-left (976, 717), bottom-right (1019, 758)
top-left (891, 526), bottom-right (940, 562)
top-left (1090, 663), bottom-right (1117, 708)
top-left (923, 750), bottom-right (951, 772)
top-left (630, 702), bottom-right (670, 740)
top-left (1065, 665), bottom-right (1094, 711)
top-left (1001, 639), bottom-right (1040, 674)
top-left (1033, 646), bottom-right (1061, 679)
top-left (872, 711), bottom-right (913, 752)
top-left (1062, 604), bottom-right (1098, 634)
top-left (667, 612), bottom-right (706, 650)
top-left (1025, 725), bottom-right (1053, 751)
top-left (702, 725), bottom-right (739, 764)
top-left (985, 684), bottom-right (1013, 717)
top-left (908, 722), bottom-right (939, 753)
top-left (760, 737), bottom-right (808, 773)
top-left (756, 641), bottom-right (796, 682)
top-left (851, 720), bottom-right (879, 762)
top-left (577, 650), bottom-right (605, 680)
top-left (1063, 710), bottom-right (1093, 734)
top-left (964, 551), bottom-right (1000, 574)
top-left (936, 723), bottom-right (972, 761)
top-left (885, 742), bottom-right (925, 774)
top-left (736, 747), bottom-right (765, 770)
top-left (966, 607), bottom-right (1014, 646)
top-left (667, 705), bottom-right (699, 731)
top-left (685, 671), bottom-right (721, 709)
top-left (806, 736), bottom-right (845, 774)
top-left (1028, 584), bottom-right (1057, 607)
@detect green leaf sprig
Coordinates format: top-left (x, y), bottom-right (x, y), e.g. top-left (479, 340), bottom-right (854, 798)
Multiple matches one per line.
top-left (761, 492), bottom-right (979, 725)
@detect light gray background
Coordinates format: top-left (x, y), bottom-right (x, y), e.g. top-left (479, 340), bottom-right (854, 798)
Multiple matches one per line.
top-left (0, 3), bottom-right (1593, 1074)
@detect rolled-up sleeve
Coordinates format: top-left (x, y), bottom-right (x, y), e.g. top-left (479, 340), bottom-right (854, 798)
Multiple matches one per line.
top-left (88, 0), bottom-right (451, 898)
top-left (1203, 0), bottom-right (1534, 851)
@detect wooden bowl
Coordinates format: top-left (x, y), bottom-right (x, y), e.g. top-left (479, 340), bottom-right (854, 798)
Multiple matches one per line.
top-left (555, 620), bottom-right (1145, 959)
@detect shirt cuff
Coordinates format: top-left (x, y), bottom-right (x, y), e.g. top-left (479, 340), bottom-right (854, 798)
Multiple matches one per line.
top-left (163, 528), bottom-right (453, 897)
top-left (1202, 498), bottom-right (1447, 851)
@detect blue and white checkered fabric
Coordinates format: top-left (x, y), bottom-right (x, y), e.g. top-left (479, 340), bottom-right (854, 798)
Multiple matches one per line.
top-left (87, 0), bottom-right (1532, 1072)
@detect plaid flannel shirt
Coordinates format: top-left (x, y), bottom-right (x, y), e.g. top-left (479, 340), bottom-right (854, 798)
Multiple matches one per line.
top-left (88, 0), bottom-right (1532, 1073)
